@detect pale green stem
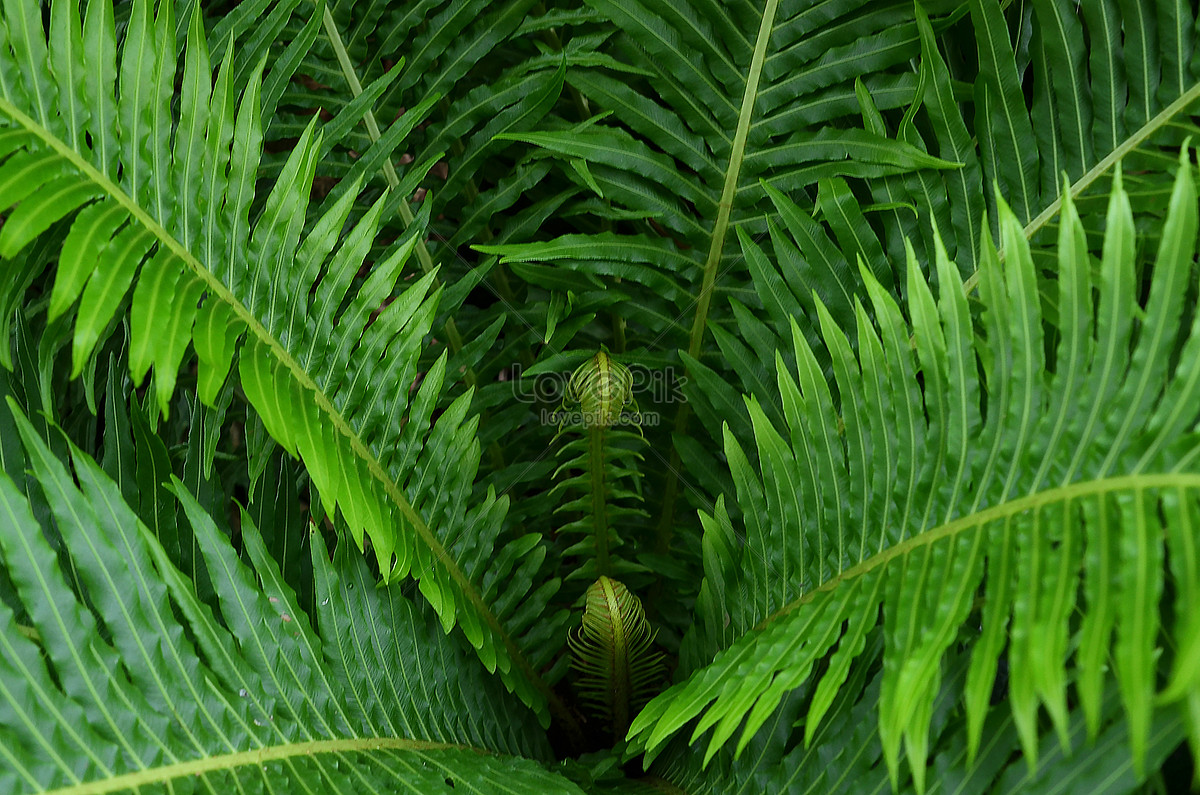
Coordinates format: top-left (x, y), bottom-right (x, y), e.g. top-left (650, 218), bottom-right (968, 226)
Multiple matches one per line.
top-left (656, 0), bottom-right (781, 553)
top-left (962, 81), bottom-right (1200, 296)
top-left (590, 425), bottom-right (611, 575)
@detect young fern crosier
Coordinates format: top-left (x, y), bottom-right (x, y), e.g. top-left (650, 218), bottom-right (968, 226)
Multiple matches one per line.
top-left (568, 576), bottom-right (667, 741)
top-left (551, 350), bottom-right (648, 580)
top-left (553, 352), bottom-right (666, 738)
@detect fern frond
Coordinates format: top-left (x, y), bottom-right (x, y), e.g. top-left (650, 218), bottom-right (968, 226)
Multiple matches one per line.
top-left (891, 0), bottom-right (1200, 288)
top-left (569, 576), bottom-right (666, 738)
top-left (551, 351), bottom-right (649, 582)
top-left (654, 638), bottom-right (1190, 794)
top-left (0, 401), bottom-right (585, 793)
top-left (629, 152), bottom-right (1200, 791)
top-left (277, 0), bottom-right (570, 276)
top-left (0, 0), bottom-right (569, 726)
top-left (479, 0), bottom-right (960, 350)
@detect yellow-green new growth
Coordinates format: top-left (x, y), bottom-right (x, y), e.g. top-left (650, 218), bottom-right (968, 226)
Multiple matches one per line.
top-left (552, 351), bottom-right (648, 578)
top-left (566, 349), bottom-right (636, 429)
top-left (568, 576), bottom-right (666, 739)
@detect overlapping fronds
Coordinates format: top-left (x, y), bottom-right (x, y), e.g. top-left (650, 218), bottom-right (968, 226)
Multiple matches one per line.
top-left (0, 0), bottom-right (568, 725)
top-left (724, 0), bottom-right (1200, 343)
top-left (0, 403), bottom-right (586, 794)
top-left (658, 0), bottom-right (1200, 487)
top-left (278, 0), bottom-right (587, 582)
top-left (272, 0), bottom-right (572, 282)
top-left (629, 154), bottom-right (1200, 790)
top-left (475, 0), bottom-right (966, 574)
top-left (882, 0), bottom-right (1200, 288)
top-left (479, 0), bottom-right (963, 357)
top-left (4, 0), bottom-right (1199, 789)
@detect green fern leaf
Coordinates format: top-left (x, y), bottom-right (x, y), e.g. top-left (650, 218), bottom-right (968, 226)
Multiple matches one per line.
top-left (0, 399), bottom-right (584, 793)
top-left (0, 0), bottom-right (568, 727)
top-left (630, 151), bottom-right (1200, 791)
top-left (551, 351), bottom-right (649, 582)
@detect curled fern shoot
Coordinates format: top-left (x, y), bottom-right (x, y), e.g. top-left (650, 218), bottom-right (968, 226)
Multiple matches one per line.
top-left (568, 576), bottom-right (666, 740)
top-left (553, 351), bottom-right (647, 579)
top-left (566, 349), bottom-right (637, 429)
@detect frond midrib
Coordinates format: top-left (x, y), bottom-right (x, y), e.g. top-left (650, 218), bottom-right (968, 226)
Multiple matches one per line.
top-left (0, 96), bottom-right (557, 715)
top-left (685, 0), bottom-right (780, 361)
top-left (656, 0), bottom-right (782, 555)
top-left (44, 737), bottom-right (470, 795)
top-left (961, 78), bottom-right (1200, 295)
top-left (757, 470), bottom-right (1200, 632)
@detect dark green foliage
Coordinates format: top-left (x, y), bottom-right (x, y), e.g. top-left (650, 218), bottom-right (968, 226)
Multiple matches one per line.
top-left (1, 0), bottom-right (1198, 792)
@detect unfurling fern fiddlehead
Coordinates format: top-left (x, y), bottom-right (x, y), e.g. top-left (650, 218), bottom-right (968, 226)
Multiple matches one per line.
top-left (554, 352), bottom-right (665, 739)
top-left (568, 576), bottom-right (666, 740)
top-left (551, 350), bottom-right (647, 580)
